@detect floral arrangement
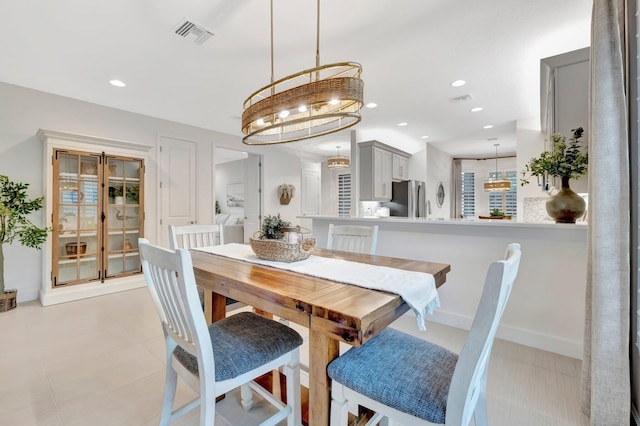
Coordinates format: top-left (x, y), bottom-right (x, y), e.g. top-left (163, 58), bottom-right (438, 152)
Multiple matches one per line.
top-left (520, 127), bottom-right (588, 186)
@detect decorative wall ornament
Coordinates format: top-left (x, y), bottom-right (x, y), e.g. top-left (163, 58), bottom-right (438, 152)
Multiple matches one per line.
top-left (278, 183), bottom-right (295, 205)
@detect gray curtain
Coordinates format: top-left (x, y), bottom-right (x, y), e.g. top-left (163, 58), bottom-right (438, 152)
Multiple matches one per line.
top-left (581, 0), bottom-right (630, 423)
top-left (450, 159), bottom-right (462, 219)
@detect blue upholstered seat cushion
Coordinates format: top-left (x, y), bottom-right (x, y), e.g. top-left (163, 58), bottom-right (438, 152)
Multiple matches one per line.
top-left (327, 327), bottom-right (458, 424)
top-left (174, 312), bottom-right (303, 381)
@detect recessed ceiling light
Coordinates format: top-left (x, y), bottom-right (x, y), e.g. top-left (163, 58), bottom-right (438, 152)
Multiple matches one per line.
top-left (298, 105), bottom-right (308, 113)
top-left (279, 110), bottom-right (290, 119)
top-left (471, 107), bottom-right (483, 112)
top-left (366, 102), bottom-right (378, 108)
top-left (450, 80), bottom-right (466, 87)
top-left (109, 79), bottom-right (126, 87)
top-left (398, 122), bottom-right (408, 127)
top-left (483, 124), bottom-right (494, 129)
top-left (420, 135), bottom-right (430, 139)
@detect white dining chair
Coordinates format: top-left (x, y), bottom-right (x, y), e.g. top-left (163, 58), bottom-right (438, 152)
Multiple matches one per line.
top-left (327, 224), bottom-right (379, 255)
top-left (168, 223), bottom-right (246, 310)
top-left (139, 238), bottom-right (303, 426)
top-left (168, 223), bottom-right (224, 249)
top-left (327, 243), bottom-right (522, 426)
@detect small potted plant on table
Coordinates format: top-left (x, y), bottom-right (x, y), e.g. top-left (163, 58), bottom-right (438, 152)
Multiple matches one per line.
top-left (249, 214), bottom-right (315, 262)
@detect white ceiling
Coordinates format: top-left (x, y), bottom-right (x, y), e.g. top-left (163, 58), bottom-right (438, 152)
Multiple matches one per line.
top-left (0, 0), bottom-right (591, 159)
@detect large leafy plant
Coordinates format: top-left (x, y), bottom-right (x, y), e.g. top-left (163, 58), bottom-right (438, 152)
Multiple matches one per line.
top-left (0, 176), bottom-right (50, 294)
top-left (520, 127), bottom-right (588, 186)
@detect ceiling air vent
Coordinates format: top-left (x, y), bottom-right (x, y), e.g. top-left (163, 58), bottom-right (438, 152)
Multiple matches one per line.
top-left (174, 19), bottom-right (214, 45)
top-left (451, 94), bottom-right (473, 103)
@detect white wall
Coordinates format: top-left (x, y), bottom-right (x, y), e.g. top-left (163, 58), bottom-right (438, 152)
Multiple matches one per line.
top-left (426, 144), bottom-right (452, 219)
top-left (0, 82), bottom-right (304, 302)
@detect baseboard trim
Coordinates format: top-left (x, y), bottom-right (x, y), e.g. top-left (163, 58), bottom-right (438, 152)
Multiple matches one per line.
top-left (428, 309), bottom-right (583, 359)
top-left (39, 275), bottom-right (146, 306)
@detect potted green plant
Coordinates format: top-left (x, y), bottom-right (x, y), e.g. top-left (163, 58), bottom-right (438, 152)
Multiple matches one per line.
top-left (520, 127), bottom-right (588, 223)
top-left (489, 208), bottom-right (506, 218)
top-left (0, 176), bottom-right (50, 312)
top-left (109, 185), bottom-right (124, 204)
top-left (125, 185), bottom-right (139, 203)
top-left (259, 213), bottom-right (291, 240)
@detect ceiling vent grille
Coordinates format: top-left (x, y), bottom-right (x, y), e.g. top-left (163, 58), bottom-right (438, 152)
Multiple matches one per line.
top-left (451, 94), bottom-right (473, 103)
top-left (174, 19), bottom-right (214, 45)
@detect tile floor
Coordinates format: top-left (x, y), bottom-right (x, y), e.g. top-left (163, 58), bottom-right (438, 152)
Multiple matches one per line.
top-left (0, 288), bottom-right (588, 425)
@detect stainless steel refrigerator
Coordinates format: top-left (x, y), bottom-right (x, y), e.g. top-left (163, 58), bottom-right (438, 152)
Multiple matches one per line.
top-left (381, 180), bottom-right (426, 217)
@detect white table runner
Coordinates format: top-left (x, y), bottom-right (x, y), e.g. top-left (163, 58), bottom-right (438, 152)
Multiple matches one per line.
top-left (194, 243), bottom-right (439, 330)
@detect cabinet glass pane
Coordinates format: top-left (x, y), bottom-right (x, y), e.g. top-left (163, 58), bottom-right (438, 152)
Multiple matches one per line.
top-left (53, 149), bottom-right (143, 286)
top-left (58, 256), bottom-right (99, 283)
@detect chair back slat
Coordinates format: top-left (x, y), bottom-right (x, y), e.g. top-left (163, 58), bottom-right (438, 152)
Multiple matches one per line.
top-left (139, 238), bottom-right (210, 358)
top-left (327, 224), bottom-right (379, 255)
top-left (446, 242), bottom-right (521, 425)
top-left (169, 224), bottom-right (224, 250)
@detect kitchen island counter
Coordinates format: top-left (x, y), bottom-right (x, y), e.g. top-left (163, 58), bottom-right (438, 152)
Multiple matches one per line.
top-left (301, 215), bottom-right (586, 359)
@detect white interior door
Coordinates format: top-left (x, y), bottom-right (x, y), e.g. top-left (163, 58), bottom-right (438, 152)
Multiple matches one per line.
top-left (158, 136), bottom-right (197, 247)
top-left (301, 168), bottom-right (320, 216)
top-left (243, 154), bottom-right (262, 243)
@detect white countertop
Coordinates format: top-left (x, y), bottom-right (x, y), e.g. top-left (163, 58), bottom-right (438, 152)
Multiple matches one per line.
top-left (300, 215), bottom-right (587, 231)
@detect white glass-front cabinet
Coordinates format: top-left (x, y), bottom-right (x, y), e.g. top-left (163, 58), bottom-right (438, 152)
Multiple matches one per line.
top-left (39, 129), bottom-right (152, 306)
top-left (52, 150), bottom-right (144, 286)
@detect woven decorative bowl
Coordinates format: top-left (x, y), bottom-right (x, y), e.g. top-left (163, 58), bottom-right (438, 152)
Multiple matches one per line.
top-left (249, 236), bottom-right (316, 262)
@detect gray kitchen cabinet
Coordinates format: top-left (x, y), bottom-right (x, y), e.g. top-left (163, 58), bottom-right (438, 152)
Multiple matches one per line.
top-left (359, 141), bottom-right (410, 201)
top-left (392, 152), bottom-right (409, 181)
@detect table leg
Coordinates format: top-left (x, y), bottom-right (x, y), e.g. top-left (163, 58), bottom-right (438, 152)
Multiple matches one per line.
top-left (205, 289), bottom-right (226, 324)
top-left (309, 331), bottom-right (339, 426)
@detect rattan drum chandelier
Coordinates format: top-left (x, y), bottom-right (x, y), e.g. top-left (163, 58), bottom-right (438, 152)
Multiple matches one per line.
top-left (241, 0), bottom-right (364, 145)
top-left (327, 146), bottom-right (350, 169)
top-left (484, 144), bottom-right (511, 192)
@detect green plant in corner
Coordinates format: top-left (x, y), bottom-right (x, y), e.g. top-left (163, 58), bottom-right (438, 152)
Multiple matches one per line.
top-left (259, 214), bottom-right (291, 240)
top-left (215, 201), bottom-right (221, 214)
top-left (520, 127), bottom-right (588, 187)
top-left (0, 175), bottom-right (51, 295)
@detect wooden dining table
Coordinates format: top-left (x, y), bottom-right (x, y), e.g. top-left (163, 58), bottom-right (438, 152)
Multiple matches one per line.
top-left (190, 247), bottom-right (450, 426)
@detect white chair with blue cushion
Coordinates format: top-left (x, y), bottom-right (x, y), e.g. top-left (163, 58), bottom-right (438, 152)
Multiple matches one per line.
top-left (327, 243), bottom-right (521, 426)
top-left (139, 238), bottom-right (303, 426)
top-left (327, 224), bottom-right (379, 255)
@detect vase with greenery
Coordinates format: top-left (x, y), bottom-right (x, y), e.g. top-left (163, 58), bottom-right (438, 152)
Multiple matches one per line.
top-left (259, 214), bottom-right (291, 240)
top-left (0, 176), bottom-right (50, 305)
top-left (520, 127), bottom-right (588, 223)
